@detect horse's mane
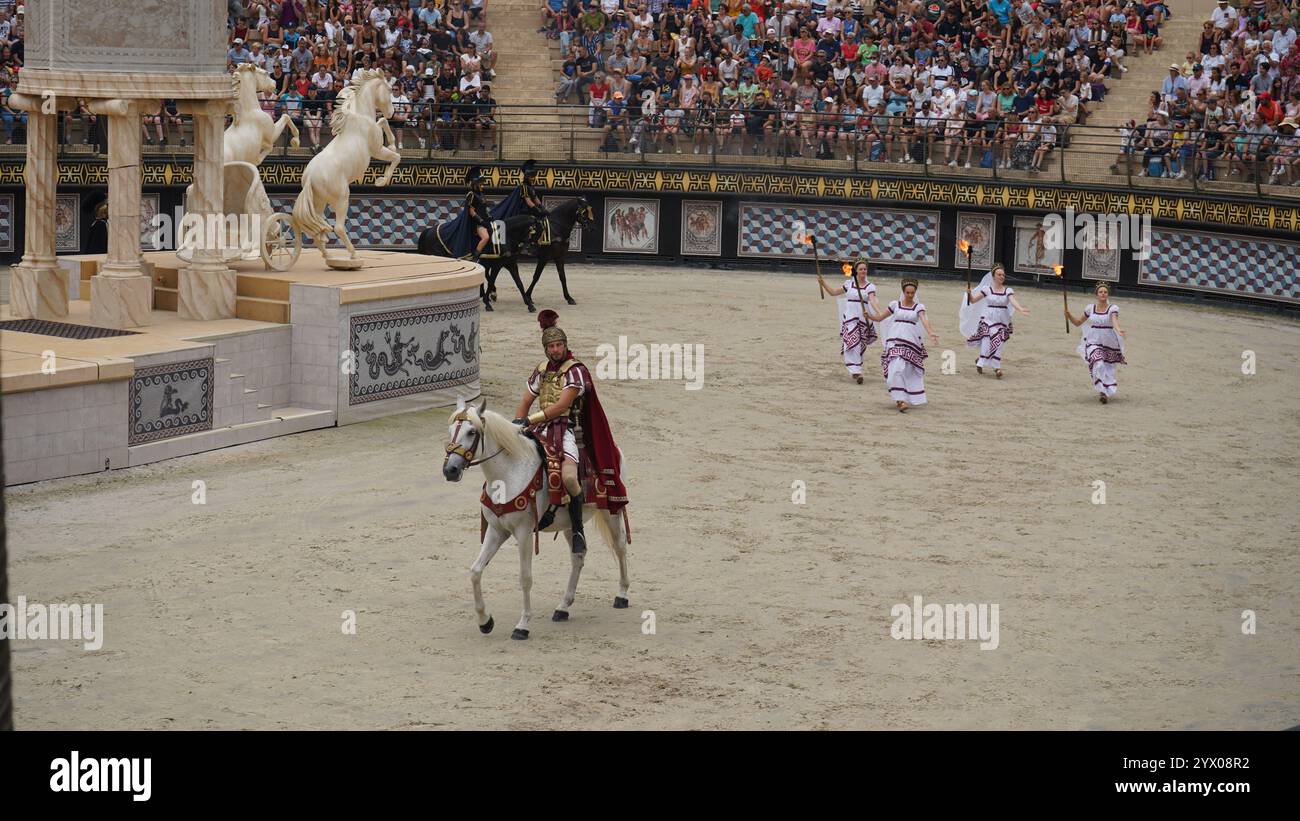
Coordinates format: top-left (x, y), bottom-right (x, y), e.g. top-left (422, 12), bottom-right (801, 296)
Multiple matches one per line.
top-left (450, 407), bottom-right (534, 461)
top-left (331, 68), bottom-right (385, 136)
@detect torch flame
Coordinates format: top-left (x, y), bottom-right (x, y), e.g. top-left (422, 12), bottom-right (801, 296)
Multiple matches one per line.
top-left (841, 263), bottom-right (852, 277)
top-left (958, 239), bottom-right (971, 255)
top-left (802, 235), bottom-right (814, 246)
top-left (1053, 263), bottom-right (1064, 277)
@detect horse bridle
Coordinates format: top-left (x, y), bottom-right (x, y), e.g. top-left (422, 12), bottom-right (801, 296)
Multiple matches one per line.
top-left (443, 416), bottom-right (503, 469)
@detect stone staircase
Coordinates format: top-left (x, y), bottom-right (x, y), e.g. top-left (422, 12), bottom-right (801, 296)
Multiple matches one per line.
top-left (489, 0), bottom-right (573, 160)
top-left (1061, 5), bottom-right (1210, 185)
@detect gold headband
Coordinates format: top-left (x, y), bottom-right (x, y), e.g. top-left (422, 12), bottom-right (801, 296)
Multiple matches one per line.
top-left (901, 277), bottom-right (919, 290)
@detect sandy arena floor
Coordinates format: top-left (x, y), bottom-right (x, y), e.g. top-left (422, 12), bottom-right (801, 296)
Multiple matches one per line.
top-left (6, 263), bottom-right (1299, 729)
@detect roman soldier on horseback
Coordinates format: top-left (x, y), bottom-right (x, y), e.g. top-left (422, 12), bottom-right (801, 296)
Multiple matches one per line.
top-left (513, 310), bottom-right (626, 554)
top-left (465, 165), bottom-right (492, 263)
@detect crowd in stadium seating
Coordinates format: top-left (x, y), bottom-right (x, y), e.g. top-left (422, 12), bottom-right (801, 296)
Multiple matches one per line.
top-left (0, 1), bottom-right (503, 153)
top-left (1124, 0), bottom-right (1300, 184)
top-left (224, 1), bottom-right (500, 151)
top-left (543, 0), bottom-right (1155, 169)
top-left (0, 3), bottom-right (26, 145)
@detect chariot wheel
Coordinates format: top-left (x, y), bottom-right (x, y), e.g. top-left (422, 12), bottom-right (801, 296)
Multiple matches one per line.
top-left (261, 212), bottom-right (302, 271)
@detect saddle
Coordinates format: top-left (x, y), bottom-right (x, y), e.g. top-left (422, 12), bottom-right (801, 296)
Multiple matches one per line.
top-left (524, 425), bottom-right (595, 507)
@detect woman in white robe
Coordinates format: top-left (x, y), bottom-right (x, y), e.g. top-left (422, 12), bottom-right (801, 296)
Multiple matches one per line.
top-left (866, 277), bottom-right (941, 411)
top-left (818, 259), bottom-right (881, 383)
top-left (1066, 281), bottom-right (1127, 403)
top-left (959, 263), bottom-right (1030, 377)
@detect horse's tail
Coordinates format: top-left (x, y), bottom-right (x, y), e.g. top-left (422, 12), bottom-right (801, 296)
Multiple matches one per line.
top-left (594, 506), bottom-right (619, 554)
top-left (291, 172), bottom-right (332, 239)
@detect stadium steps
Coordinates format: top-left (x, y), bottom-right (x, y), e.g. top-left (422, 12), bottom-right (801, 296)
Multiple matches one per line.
top-left (1061, 5), bottom-right (1219, 187)
top-left (489, 1), bottom-right (570, 160)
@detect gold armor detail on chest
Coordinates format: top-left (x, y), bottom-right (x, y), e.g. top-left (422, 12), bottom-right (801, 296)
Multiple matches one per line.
top-left (537, 360), bottom-right (578, 411)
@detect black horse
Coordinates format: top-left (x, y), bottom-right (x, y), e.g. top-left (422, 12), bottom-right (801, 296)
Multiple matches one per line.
top-left (510, 197), bottom-right (595, 307)
top-left (417, 214), bottom-right (541, 312)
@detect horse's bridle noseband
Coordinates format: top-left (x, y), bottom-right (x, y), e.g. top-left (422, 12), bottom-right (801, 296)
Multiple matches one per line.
top-left (443, 416), bottom-right (502, 469)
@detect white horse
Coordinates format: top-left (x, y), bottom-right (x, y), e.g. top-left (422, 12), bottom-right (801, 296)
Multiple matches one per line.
top-left (291, 68), bottom-right (401, 264)
top-left (225, 63), bottom-right (300, 165)
top-left (442, 399), bottom-right (631, 640)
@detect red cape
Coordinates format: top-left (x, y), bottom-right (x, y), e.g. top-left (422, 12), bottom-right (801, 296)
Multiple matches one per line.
top-left (545, 353), bottom-right (627, 515)
top-left (578, 367), bottom-right (628, 515)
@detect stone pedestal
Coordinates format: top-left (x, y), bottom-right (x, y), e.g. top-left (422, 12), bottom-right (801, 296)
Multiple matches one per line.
top-left (178, 269), bottom-right (237, 320)
top-left (90, 274), bottom-right (152, 329)
top-left (10, 265), bottom-right (69, 319)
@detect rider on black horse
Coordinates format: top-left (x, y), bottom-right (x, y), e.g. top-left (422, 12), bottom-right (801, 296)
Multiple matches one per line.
top-left (465, 166), bottom-right (492, 264)
top-left (429, 161), bottom-right (546, 261)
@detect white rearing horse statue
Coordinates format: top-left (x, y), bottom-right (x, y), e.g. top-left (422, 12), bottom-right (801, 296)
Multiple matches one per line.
top-left (291, 68), bottom-right (401, 265)
top-left (226, 63), bottom-right (300, 165)
top-left (442, 399), bottom-right (631, 641)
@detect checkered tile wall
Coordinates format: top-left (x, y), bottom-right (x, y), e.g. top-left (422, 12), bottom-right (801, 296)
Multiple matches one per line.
top-left (0, 193), bottom-right (13, 253)
top-left (1140, 229), bottom-right (1300, 304)
top-left (268, 195), bottom-right (463, 249)
top-left (738, 202), bottom-right (940, 265)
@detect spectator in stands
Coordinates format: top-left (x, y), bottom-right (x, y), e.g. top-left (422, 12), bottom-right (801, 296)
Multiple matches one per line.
top-left (391, 78), bottom-right (412, 149)
top-left (1, 72), bottom-right (25, 145)
top-left (228, 37), bottom-right (252, 66)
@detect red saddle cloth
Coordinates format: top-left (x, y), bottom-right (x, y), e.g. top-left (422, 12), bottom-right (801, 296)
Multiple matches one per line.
top-left (480, 468), bottom-right (544, 518)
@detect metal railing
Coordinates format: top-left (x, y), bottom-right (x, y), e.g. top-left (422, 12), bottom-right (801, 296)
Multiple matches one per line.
top-left (14, 103), bottom-right (1299, 203)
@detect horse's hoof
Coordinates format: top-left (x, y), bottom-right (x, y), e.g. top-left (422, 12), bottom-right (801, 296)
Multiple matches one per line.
top-left (510, 628), bottom-right (530, 640)
top-left (479, 616), bottom-right (495, 634)
top-left (483, 301), bottom-right (494, 312)
top-left (565, 297), bottom-right (578, 305)
top-left (489, 290), bottom-right (498, 302)
top-left (526, 303), bottom-right (537, 313)
top-left (552, 610), bottom-right (569, 622)
top-left (613, 597), bottom-right (629, 609)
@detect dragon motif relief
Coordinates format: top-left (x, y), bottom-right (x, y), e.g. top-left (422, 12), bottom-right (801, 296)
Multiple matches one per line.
top-left (358, 322), bottom-right (479, 381)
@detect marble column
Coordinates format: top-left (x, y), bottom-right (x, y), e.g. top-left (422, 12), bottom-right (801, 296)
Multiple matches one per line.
top-left (176, 101), bottom-right (235, 320)
top-left (87, 98), bottom-right (152, 328)
top-left (8, 97), bottom-right (66, 319)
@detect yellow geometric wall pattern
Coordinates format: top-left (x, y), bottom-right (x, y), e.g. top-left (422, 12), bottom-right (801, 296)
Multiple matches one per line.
top-left (2, 160), bottom-right (1297, 232)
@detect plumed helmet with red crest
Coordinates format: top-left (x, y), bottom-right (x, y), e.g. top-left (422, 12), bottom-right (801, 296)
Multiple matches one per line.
top-left (539, 309), bottom-right (566, 348)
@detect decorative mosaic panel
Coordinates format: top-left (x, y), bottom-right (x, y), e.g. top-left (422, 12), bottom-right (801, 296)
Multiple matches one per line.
top-left (603, 198), bottom-right (660, 254)
top-left (129, 357), bottom-right (214, 445)
top-left (1082, 245), bottom-right (1121, 282)
top-left (139, 193), bottom-right (161, 251)
top-left (738, 203), bottom-right (939, 266)
top-left (681, 200), bottom-right (722, 257)
top-left (0, 193), bottom-right (13, 253)
top-left (955, 212), bottom-right (996, 270)
top-left (1139, 229), bottom-right (1300, 304)
top-left (269, 195), bottom-right (470, 249)
top-left (348, 300), bottom-right (481, 405)
top-left (55, 193), bottom-right (80, 252)
top-left (1013, 215), bottom-right (1062, 276)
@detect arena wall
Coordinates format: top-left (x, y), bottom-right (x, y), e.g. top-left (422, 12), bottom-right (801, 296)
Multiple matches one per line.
top-left (3, 160), bottom-right (1298, 309)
